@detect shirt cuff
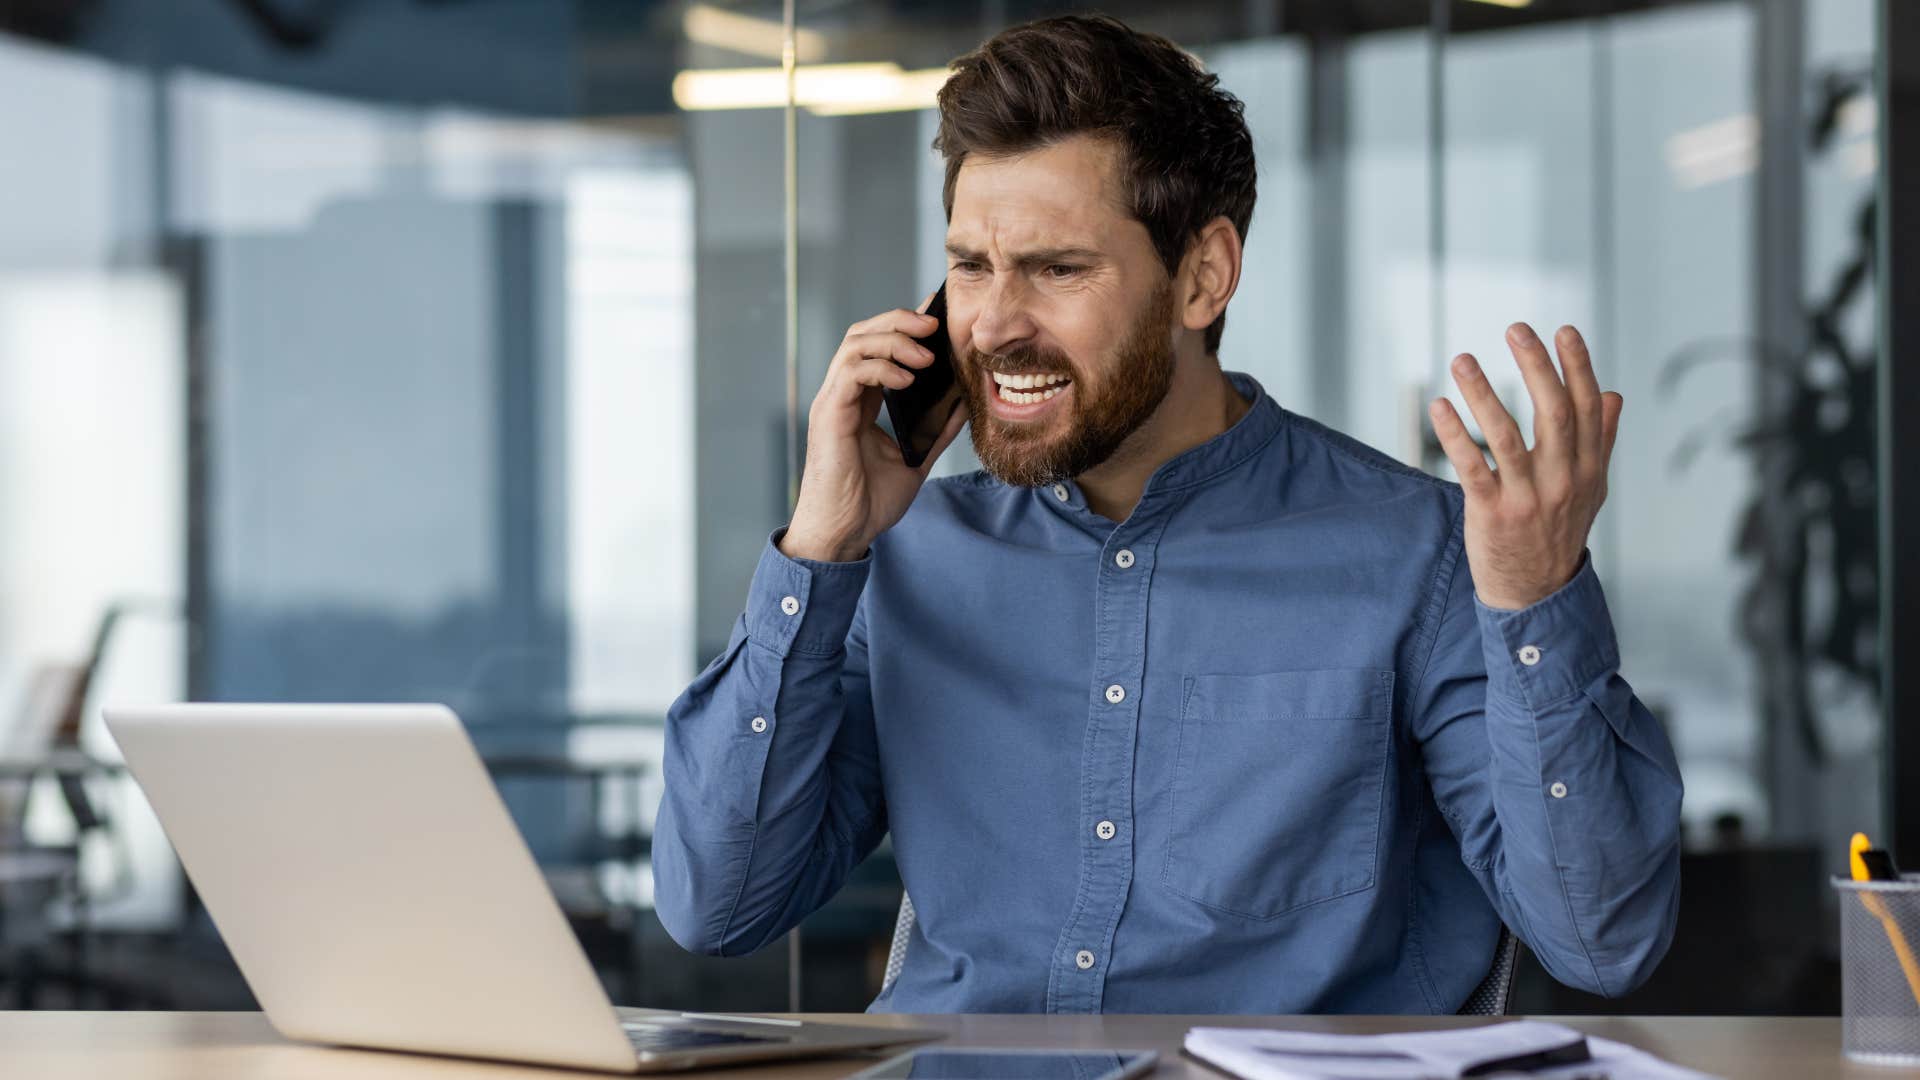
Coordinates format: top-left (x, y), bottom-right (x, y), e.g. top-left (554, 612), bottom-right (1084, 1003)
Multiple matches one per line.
top-left (744, 529), bottom-right (872, 658)
top-left (1473, 552), bottom-right (1622, 709)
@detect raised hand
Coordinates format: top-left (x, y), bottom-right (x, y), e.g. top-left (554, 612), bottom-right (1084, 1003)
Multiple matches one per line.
top-left (1427, 322), bottom-right (1623, 611)
top-left (781, 299), bottom-right (970, 564)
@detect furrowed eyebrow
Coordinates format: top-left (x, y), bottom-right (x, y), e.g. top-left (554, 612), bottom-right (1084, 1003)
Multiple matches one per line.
top-left (943, 243), bottom-right (1101, 267)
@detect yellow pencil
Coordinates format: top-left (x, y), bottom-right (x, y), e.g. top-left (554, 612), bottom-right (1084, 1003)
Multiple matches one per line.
top-left (1851, 832), bottom-right (1920, 1011)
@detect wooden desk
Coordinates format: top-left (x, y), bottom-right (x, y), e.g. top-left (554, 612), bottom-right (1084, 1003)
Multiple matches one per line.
top-left (0, 1011), bottom-right (1892, 1078)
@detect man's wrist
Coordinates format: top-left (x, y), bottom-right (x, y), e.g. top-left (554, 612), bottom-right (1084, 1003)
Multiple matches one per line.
top-left (1474, 553), bottom-right (1582, 607)
top-left (1474, 554), bottom-right (1588, 612)
top-left (1475, 586), bottom-right (1548, 612)
top-left (778, 526), bottom-right (868, 564)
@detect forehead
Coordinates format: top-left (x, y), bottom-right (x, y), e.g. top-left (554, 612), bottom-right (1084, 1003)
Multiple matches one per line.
top-left (947, 135), bottom-right (1136, 250)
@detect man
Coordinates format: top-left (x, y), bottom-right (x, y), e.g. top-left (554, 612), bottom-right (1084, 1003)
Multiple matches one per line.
top-left (654, 15), bottom-right (1682, 1014)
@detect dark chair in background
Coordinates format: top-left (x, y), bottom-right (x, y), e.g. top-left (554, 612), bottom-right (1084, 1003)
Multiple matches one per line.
top-left (0, 607), bottom-right (154, 1008)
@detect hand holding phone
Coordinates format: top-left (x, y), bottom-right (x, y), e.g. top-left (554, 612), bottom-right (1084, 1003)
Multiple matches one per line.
top-left (780, 286), bottom-right (970, 564)
top-left (882, 285), bottom-right (965, 468)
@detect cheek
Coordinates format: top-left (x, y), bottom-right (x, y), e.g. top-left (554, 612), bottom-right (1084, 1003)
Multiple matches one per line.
top-left (1057, 329), bottom-right (1122, 386)
top-left (942, 284), bottom-right (986, 350)
top-left (947, 312), bottom-right (982, 362)
top-left (1040, 290), bottom-right (1134, 369)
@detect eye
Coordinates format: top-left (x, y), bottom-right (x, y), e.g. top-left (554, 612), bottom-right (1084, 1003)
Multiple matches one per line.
top-left (951, 260), bottom-right (985, 276)
top-left (1044, 264), bottom-right (1081, 279)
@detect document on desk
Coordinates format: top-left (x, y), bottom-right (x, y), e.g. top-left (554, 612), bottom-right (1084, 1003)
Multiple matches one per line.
top-left (1183, 1020), bottom-right (1722, 1080)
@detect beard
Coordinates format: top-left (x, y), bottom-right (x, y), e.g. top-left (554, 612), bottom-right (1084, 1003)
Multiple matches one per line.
top-left (958, 281), bottom-right (1177, 489)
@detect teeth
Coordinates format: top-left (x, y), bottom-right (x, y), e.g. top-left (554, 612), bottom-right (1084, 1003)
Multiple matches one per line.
top-left (996, 384), bottom-right (1063, 405)
top-left (991, 371), bottom-right (1070, 390)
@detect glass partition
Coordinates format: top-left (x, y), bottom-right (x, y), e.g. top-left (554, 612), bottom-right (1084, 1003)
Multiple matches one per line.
top-left (0, 0), bottom-right (1894, 1016)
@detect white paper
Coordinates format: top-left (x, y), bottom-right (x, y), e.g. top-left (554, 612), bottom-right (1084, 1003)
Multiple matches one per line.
top-left (1183, 1020), bottom-right (1722, 1080)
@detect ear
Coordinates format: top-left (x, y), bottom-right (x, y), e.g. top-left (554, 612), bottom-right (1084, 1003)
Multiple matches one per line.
top-left (1177, 216), bottom-right (1243, 342)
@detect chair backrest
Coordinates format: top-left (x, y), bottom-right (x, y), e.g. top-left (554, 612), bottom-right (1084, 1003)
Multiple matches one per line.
top-left (880, 892), bottom-right (1521, 1015)
top-left (0, 664), bottom-right (84, 837)
top-left (0, 606), bottom-right (145, 856)
top-left (1457, 924), bottom-right (1521, 1015)
top-left (881, 891), bottom-right (917, 997)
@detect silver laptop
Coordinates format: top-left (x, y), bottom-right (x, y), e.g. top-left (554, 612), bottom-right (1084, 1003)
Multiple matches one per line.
top-left (103, 703), bottom-right (939, 1073)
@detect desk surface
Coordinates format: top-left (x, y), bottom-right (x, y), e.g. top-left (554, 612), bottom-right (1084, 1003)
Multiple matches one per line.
top-left (0, 752), bottom-right (124, 779)
top-left (0, 1011), bottom-right (1895, 1078)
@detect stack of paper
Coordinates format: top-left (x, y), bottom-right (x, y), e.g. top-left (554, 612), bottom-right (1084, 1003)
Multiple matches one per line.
top-left (1183, 1020), bottom-right (1720, 1080)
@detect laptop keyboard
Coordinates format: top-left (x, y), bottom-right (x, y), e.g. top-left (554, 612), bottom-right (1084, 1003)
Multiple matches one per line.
top-left (622, 1024), bottom-right (787, 1053)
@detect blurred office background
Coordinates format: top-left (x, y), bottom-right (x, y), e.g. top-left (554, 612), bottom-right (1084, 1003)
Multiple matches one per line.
top-left (0, 0), bottom-right (1907, 1015)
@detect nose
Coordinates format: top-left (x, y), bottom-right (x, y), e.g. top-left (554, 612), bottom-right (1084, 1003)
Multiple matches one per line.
top-left (966, 277), bottom-right (1037, 358)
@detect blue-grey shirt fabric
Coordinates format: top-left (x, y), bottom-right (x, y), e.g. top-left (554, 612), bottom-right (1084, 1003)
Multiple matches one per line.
top-left (654, 372), bottom-right (1683, 1014)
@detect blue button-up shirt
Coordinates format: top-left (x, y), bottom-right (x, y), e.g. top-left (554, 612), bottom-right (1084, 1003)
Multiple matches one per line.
top-left (654, 372), bottom-right (1682, 1014)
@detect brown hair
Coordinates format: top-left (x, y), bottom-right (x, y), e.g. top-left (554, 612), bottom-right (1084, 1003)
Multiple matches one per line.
top-left (934, 14), bottom-right (1257, 354)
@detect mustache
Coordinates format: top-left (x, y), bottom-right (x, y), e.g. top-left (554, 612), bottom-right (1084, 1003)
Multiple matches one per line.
top-left (966, 346), bottom-right (1076, 377)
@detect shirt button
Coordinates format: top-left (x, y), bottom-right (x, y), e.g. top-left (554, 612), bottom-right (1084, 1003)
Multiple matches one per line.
top-left (1114, 549), bottom-right (1135, 569)
top-left (1550, 781), bottom-right (1568, 799)
top-left (780, 595), bottom-right (800, 616)
top-left (1104, 684), bottom-right (1126, 704)
top-left (1095, 820), bottom-right (1116, 841)
top-left (1052, 483), bottom-right (1070, 503)
top-left (1518, 644), bottom-right (1541, 666)
top-left (750, 716), bottom-right (768, 734)
top-left (1074, 949), bottom-right (1096, 970)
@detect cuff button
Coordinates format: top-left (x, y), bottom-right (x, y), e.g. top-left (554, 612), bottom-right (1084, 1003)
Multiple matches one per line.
top-left (779, 595), bottom-right (800, 616)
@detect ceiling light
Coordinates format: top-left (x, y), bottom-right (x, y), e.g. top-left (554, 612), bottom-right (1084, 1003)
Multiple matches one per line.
top-left (682, 4), bottom-right (826, 63)
top-left (672, 63), bottom-right (949, 115)
top-left (808, 68), bottom-right (952, 116)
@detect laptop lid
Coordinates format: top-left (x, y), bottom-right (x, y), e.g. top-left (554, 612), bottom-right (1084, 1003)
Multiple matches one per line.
top-left (105, 703), bottom-right (642, 1073)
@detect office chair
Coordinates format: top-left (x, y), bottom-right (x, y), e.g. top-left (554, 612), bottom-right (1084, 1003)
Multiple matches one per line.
top-left (1457, 924), bottom-right (1522, 1015)
top-left (0, 608), bottom-right (145, 1007)
top-left (880, 893), bottom-right (1523, 1015)
top-left (0, 762), bottom-right (117, 1007)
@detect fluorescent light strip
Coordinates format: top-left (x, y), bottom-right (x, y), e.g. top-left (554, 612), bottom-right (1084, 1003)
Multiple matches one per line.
top-left (809, 68), bottom-right (952, 116)
top-left (682, 4), bottom-right (827, 63)
top-left (672, 63), bottom-right (949, 114)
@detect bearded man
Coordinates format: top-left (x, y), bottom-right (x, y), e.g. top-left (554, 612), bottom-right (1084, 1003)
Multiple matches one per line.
top-left (653, 14), bottom-right (1683, 1015)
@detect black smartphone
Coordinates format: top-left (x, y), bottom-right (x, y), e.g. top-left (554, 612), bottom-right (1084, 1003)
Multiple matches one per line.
top-left (849, 1048), bottom-right (1158, 1079)
top-left (881, 284), bottom-right (963, 469)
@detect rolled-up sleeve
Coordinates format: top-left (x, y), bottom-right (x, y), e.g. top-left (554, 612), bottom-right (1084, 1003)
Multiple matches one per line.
top-left (1412, 532), bottom-right (1684, 999)
top-left (652, 530), bottom-right (887, 957)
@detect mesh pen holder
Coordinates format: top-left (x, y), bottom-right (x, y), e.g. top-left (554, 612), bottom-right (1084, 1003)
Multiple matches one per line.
top-left (1836, 874), bottom-right (1920, 1064)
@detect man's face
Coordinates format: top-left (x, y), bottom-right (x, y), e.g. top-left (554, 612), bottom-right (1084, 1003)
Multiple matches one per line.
top-left (944, 136), bottom-right (1178, 488)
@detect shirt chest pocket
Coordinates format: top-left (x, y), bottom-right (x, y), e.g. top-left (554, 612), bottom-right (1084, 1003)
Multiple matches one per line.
top-left (1160, 668), bottom-right (1395, 920)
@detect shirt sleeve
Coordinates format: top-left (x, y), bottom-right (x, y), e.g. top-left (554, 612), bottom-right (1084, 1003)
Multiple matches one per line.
top-left (651, 530), bottom-right (888, 957)
top-left (1410, 530), bottom-right (1685, 999)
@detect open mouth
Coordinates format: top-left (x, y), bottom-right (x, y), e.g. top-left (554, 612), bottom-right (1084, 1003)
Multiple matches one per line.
top-left (991, 370), bottom-right (1073, 405)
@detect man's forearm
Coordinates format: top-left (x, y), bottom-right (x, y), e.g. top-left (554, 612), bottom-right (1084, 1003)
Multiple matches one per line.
top-left (1473, 563), bottom-right (1684, 997)
top-left (652, 533), bottom-right (886, 957)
